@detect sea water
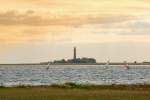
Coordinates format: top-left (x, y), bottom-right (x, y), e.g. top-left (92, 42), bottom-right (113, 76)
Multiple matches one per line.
top-left (0, 65), bottom-right (150, 87)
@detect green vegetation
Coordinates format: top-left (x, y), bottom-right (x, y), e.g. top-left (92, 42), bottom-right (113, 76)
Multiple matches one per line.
top-left (0, 83), bottom-right (150, 100)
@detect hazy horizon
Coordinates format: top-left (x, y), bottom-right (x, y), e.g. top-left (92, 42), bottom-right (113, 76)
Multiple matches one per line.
top-left (0, 0), bottom-right (150, 63)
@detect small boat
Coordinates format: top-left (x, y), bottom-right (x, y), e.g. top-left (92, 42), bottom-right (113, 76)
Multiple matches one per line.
top-left (46, 62), bottom-right (50, 70)
top-left (124, 61), bottom-right (130, 70)
top-left (105, 60), bottom-right (110, 66)
top-left (125, 64), bottom-right (130, 70)
top-left (105, 60), bottom-right (110, 69)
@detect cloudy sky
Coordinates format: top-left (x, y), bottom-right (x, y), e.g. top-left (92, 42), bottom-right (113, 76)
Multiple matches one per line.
top-left (0, 0), bottom-right (150, 63)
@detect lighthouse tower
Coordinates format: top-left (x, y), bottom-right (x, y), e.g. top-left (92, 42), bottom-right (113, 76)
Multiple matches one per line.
top-left (73, 47), bottom-right (77, 62)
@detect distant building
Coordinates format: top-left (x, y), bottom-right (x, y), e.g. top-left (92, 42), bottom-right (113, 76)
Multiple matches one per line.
top-left (52, 47), bottom-right (96, 64)
top-left (143, 61), bottom-right (150, 64)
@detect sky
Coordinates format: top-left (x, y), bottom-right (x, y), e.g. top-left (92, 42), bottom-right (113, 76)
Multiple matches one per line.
top-left (0, 0), bottom-right (150, 63)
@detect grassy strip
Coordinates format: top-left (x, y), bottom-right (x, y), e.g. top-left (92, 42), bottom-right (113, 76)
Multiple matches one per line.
top-left (1, 82), bottom-right (150, 90)
top-left (50, 82), bottom-right (150, 90)
top-left (0, 83), bottom-right (150, 100)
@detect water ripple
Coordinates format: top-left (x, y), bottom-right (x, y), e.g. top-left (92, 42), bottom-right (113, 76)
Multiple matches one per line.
top-left (0, 65), bottom-right (150, 86)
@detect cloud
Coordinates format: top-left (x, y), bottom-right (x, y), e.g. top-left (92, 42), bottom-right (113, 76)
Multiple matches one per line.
top-left (86, 17), bottom-right (150, 36)
top-left (0, 0), bottom-right (149, 44)
top-left (0, 10), bottom-right (50, 26)
top-left (0, 26), bottom-right (51, 44)
top-left (0, 10), bottom-right (135, 27)
top-left (0, 10), bottom-right (149, 45)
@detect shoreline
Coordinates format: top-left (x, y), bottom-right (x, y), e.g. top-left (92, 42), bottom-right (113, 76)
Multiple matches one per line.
top-left (1, 83), bottom-right (150, 89)
top-left (1, 63), bottom-right (150, 65)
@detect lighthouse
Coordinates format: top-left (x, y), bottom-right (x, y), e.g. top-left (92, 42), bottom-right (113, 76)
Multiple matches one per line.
top-left (73, 47), bottom-right (77, 62)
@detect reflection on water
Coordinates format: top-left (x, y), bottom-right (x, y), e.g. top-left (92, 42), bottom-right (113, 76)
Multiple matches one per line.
top-left (0, 65), bottom-right (150, 87)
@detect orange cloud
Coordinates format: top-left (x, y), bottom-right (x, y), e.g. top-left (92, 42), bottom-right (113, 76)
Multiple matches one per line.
top-left (0, 10), bottom-right (135, 26)
top-left (0, 0), bottom-right (150, 45)
top-left (0, 26), bottom-right (51, 44)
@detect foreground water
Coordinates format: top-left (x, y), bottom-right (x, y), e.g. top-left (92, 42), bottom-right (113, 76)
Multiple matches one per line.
top-left (0, 65), bottom-right (150, 87)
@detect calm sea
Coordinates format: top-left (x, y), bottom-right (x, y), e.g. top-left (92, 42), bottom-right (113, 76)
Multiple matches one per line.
top-left (0, 65), bottom-right (150, 87)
